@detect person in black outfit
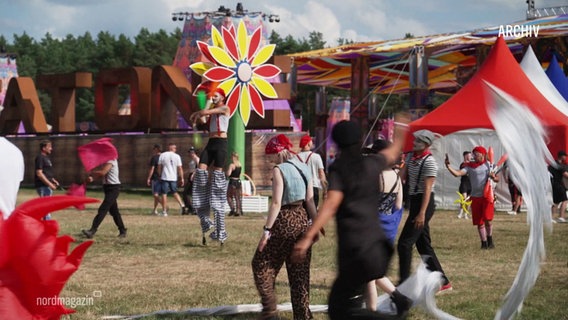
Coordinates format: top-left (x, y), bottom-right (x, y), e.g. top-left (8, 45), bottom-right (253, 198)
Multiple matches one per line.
top-left (457, 151), bottom-right (472, 219)
top-left (35, 140), bottom-right (60, 220)
top-left (293, 118), bottom-right (412, 319)
top-left (549, 150), bottom-right (568, 223)
top-left (398, 130), bottom-right (451, 293)
top-left (226, 152), bottom-right (243, 216)
top-left (82, 156), bottom-right (127, 239)
top-left (181, 146), bottom-right (199, 215)
top-left (146, 144), bottom-right (163, 215)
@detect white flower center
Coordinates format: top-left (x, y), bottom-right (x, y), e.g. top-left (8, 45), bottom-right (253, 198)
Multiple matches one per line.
top-left (237, 62), bottom-right (252, 83)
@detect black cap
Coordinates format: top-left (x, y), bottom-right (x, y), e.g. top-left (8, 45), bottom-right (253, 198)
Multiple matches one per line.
top-left (558, 150), bottom-right (567, 157)
top-left (332, 120), bottom-right (361, 148)
top-left (188, 146), bottom-right (195, 152)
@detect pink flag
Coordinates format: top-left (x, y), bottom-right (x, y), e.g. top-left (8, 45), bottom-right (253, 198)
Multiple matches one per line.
top-left (66, 183), bottom-right (87, 209)
top-left (77, 138), bottom-right (118, 172)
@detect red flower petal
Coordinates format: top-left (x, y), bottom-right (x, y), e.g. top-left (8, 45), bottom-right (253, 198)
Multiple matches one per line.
top-left (222, 28), bottom-right (239, 62)
top-left (227, 24), bottom-right (236, 39)
top-left (226, 83), bottom-right (241, 116)
top-left (197, 41), bottom-right (216, 63)
top-left (253, 65), bottom-right (281, 79)
top-left (203, 66), bottom-right (235, 82)
top-left (248, 27), bottom-right (262, 61)
top-left (249, 85), bottom-right (265, 118)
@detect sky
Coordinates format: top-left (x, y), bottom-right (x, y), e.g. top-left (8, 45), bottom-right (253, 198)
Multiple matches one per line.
top-left (0, 0), bottom-right (567, 46)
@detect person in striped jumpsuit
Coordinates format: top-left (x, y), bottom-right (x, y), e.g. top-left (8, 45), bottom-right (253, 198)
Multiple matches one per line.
top-left (189, 88), bottom-right (230, 245)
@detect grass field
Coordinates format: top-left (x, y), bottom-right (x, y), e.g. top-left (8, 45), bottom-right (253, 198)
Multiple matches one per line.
top-left (16, 188), bottom-right (568, 320)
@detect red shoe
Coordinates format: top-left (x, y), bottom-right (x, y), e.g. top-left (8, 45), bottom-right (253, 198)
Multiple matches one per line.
top-left (437, 283), bottom-right (453, 295)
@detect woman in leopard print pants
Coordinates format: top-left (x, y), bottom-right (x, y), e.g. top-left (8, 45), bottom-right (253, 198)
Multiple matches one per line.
top-left (252, 134), bottom-right (318, 320)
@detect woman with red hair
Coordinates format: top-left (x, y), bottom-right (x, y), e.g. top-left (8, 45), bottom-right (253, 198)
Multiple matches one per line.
top-left (252, 134), bottom-right (318, 320)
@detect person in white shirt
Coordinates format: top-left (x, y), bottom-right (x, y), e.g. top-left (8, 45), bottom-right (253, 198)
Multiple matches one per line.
top-left (296, 135), bottom-right (327, 208)
top-left (0, 137), bottom-right (24, 219)
top-left (82, 156), bottom-right (127, 239)
top-left (157, 143), bottom-right (185, 216)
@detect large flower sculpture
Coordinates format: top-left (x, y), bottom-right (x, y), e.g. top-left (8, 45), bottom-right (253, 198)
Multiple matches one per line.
top-left (0, 196), bottom-right (98, 319)
top-left (190, 20), bottom-right (281, 125)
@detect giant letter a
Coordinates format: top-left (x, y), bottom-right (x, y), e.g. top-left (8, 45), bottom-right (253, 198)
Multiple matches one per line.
top-left (0, 77), bottom-right (49, 134)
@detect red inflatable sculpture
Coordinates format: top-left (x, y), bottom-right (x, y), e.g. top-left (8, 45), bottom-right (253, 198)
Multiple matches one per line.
top-left (0, 196), bottom-right (98, 319)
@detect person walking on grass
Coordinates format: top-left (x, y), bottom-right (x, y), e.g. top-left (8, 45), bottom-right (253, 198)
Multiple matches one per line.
top-left (34, 140), bottom-right (60, 220)
top-left (548, 150), bottom-right (568, 223)
top-left (296, 135), bottom-right (327, 208)
top-left (146, 144), bottom-right (163, 215)
top-left (82, 155), bottom-right (127, 239)
top-left (158, 143), bottom-right (186, 216)
top-left (226, 152), bottom-right (243, 216)
top-left (362, 139), bottom-right (406, 313)
top-left (503, 160), bottom-right (523, 215)
top-left (457, 151), bottom-right (473, 219)
top-left (252, 134), bottom-right (318, 320)
top-left (399, 130), bottom-right (451, 293)
top-left (181, 146), bottom-right (199, 215)
top-left (446, 146), bottom-right (499, 249)
top-left (293, 118), bottom-right (413, 319)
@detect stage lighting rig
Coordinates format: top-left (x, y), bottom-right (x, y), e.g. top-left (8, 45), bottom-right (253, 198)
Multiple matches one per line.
top-left (171, 4), bottom-right (280, 23)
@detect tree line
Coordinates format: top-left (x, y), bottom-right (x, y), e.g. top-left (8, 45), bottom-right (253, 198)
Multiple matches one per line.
top-left (0, 28), bottom-right (349, 131)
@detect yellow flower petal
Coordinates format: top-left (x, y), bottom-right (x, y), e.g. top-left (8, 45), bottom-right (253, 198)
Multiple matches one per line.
top-left (189, 62), bottom-right (214, 76)
top-left (211, 26), bottom-right (224, 49)
top-left (251, 44), bottom-right (276, 67)
top-left (251, 76), bottom-right (278, 98)
top-left (208, 46), bottom-right (237, 68)
top-left (218, 78), bottom-right (237, 96)
top-left (237, 20), bottom-right (248, 61)
top-left (239, 84), bottom-right (251, 125)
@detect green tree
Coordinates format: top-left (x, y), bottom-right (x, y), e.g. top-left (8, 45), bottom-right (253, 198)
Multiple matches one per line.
top-left (94, 31), bottom-right (122, 69)
top-left (133, 28), bottom-right (178, 67)
top-left (308, 31), bottom-right (326, 49)
top-left (72, 32), bottom-right (98, 73)
top-left (12, 32), bottom-right (38, 77)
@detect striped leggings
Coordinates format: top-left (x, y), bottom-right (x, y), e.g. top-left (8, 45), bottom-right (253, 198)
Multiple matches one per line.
top-left (192, 169), bottom-right (228, 241)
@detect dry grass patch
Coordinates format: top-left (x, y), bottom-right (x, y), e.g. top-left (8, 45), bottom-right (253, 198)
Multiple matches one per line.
top-left (15, 188), bottom-right (568, 320)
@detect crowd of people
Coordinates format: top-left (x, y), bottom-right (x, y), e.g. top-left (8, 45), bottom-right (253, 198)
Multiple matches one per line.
top-left (5, 88), bottom-right (567, 319)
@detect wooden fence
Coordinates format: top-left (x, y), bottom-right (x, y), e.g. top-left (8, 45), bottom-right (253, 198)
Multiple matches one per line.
top-left (7, 131), bottom-right (308, 195)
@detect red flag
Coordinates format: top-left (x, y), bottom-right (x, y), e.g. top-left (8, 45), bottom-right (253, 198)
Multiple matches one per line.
top-left (66, 183), bottom-right (87, 210)
top-left (77, 138), bottom-right (118, 172)
top-left (495, 153), bottom-right (508, 167)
